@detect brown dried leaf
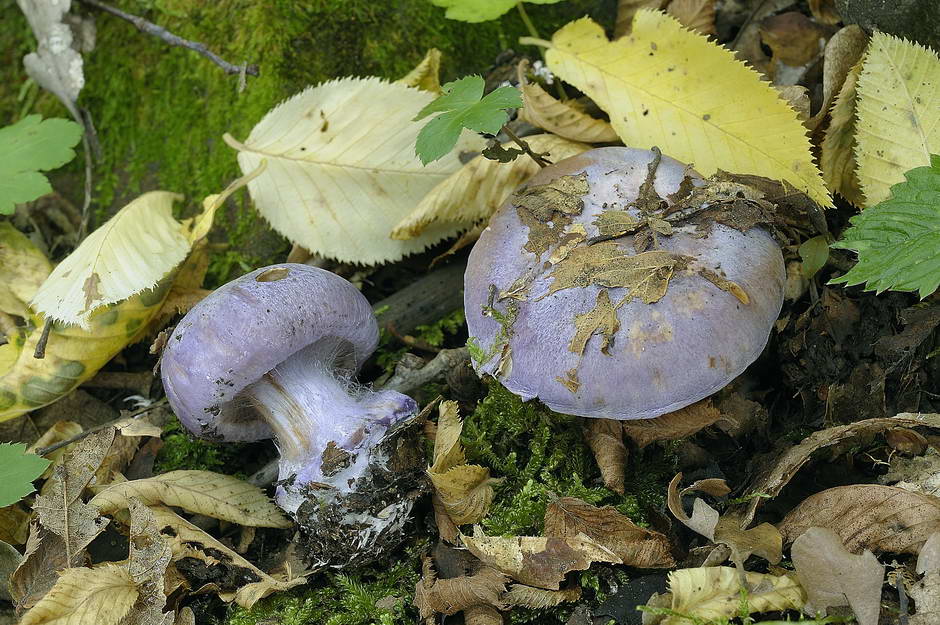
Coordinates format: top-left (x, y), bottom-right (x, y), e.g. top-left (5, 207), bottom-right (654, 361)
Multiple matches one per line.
top-left (666, 0), bottom-right (716, 36)
top-left (760, 12), bottom-right (828, 68)
top-left (96, 432), bottom-right (145, 485)
top-left (414, 560), bottom-right (507, 618)
top-left (808, 0), bottom-right (841, 24)
top-left (429, 401), bottom-right (498, 525)
top-left (518, 62), bottom-right (618, 143)
top-left (684, 478), bottom-right (731, 498)
top-left (19, 563), bottom-right (139, 625)
top-left (569, 290), bottom-right (620, 357)
top-left (118, 499), bottom-right (173, 625)
top-left (910, 571), bottom-right (940, 625)
top-left (461, 527), bottom-right (620, 589)
top-left (504, 583), bottom-right (581, 608)
top-left (791, 527), bottom-right (884, 625)
top-left (779, 485), bottom-right (940, 555)
top-left (10, 523), bottom-right (71, 612)
top-left (731, 413), bottom-right (940, 527)
top-left (432, 492), bottom-right (460, 543)
top-left (514, 173), bottom-right (590, 221)
top-left (917, 532), bottom-right (940, 574)
top-left (593, 210), bottom-right (643, 238)
top-left (885, 428), bottom-right (929, 455)
top-left (623, 399), bottom-right (721, 448)
top-left (546, 244), bottom-right (677, 303)
top-left (545, 497), bottom-right (675, 568)
top-left (713, 517), bottom-right (783, 566)
top-left (667, 473), bottom-right (719, 540)
top-left (0, 504), bottom-right (31, 545)
top-left (667, 567), bottom-right (805, 624)
top-left (90, 470), bottom-right (291, 528)
top-left (28, 420), bottom-right (83, 479)
top-left (583, 418), bottom-right (627, 494)
top-left (821, 61), bottom-right (865, 206)
top-left (464, 605), bottom-right (502, 625)
top-left (807, 25), bottom-right (868, 129)
top-left (615, 0), bottom-right (666, 37)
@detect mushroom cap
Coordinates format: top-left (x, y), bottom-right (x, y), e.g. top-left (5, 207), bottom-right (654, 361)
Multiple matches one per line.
top-left (161, 264), bottom-right (379, 441)
top-left (465, 147), bottom-right (786, 420)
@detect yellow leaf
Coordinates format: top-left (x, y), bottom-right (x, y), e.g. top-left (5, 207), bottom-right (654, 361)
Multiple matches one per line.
top-left (30, 192), bottom-right (188, 329)
top-left (0, 222), bottom-right (52, 320)
top-left (392, 134), bottom-right (587, 239)
top-left (224, 77), bottom-right (485, 264)
top-left (538, 12), bottom-right (832, 207)
top-left (19, 563), bottom-right (138, 625)
top-left (665, 567), bottom-right (805, 624)
top-left (853, 32), bottom-right (940, 207)
top-left (398, 48), bottom-right (443, 94)
top-left (821, 61), bottom-right (865, 206)
top-left (89, 470), bottom-right (292, 529)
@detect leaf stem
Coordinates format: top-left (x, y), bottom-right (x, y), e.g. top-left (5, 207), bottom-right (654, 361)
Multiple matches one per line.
top-left (515, 2), bottom-right (541, 42)
top-left (501, 125), bottom-right (552, 168)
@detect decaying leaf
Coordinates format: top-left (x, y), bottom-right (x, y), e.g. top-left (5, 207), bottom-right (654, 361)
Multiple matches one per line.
top-left (19, 563), bottom-right (139, 625)
top-left (790, 527), bottom-right (884, 625)
top-left (90, 470), bottom-right (292, 529)
top-left (428, 401), bottom-right (498, 525)
top-left (730, 413), bottom-right (940, 527)
top-left (461, 526), bottom-right (620, 589)
top-left (712, 517), bottom-right (783, 566)
top-left (546, 245), bottom-right (678, 303)
top-left (504, 583), bottom-right (581, 608)
top-left (569, 290), bottom-right (620, 356)
top-left (666, 0), bottom-right (716, 36)
top-left (667, 473), bottom-right (719, 540)
top-left (593, 210), bottom-right (642, 239)
top-left (540, 11), bottom-right (832, 206)
top-left (0, 504), bottom-right (30, 545)
top-left (622, 399), bottom-right (721, 448)
top-left (808, 25), bottom-right (868, 130)
top-left (544, 497), bottom-right (675, 568)
top-left (399, 48), bottom-right (442, 94)
top-left (392, 134), bottom-right (587, 240)
top-left (414, 558), bottom-right (507, 619)
top-left (226, 77), bottom-right (485, 264)
top-left (853, 33), bottom-right (940, 207)
top-left (912, 533), bottom-right (940, 624)
top-left (779, 484), bottom-right (940, 555)
top-left (759, 12), bottom-right (828, 75)
top-left (0, 222), bottom-right (53, 319)
top-left (583, 418), bottom-right (627, 494)
top-left (122, 499), bottom-right (173, 623)
top-left (917, 532), bottom-right (940, 574)
top-left (614, 0), bottom-right (666, 37)
top-left (664, 566), bottom-right (805, 624)
top-left (517, 61), bottom-right (618, 143)
top-left (820, 60), bottom-right (864, 206)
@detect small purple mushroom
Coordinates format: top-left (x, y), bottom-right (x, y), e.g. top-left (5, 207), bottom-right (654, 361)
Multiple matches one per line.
top-left (160, 263), bottom-right (423, 567)
top-left (465, 147), bottom-right (786, 420)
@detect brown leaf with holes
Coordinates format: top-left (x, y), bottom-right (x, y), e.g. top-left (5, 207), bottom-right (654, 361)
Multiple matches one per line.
top-left (504, 583), bottom-right (582, 608)
top-left (623, 399), bottom-right (721, 448)
top-left (545, 497), bottom-right (675, 568)
top-left (569, 290), bottom-right (620, 356)
top-left (414, 558), bottom-right (507, 619)
top-left (791, 527), bottom-right (884, 625)
top-left (779, 485), bottom-right (940, 555)
top-left (461, 527), bottom-right (620, 590)
top-left (546, 244), bottom-right (678, 303)
top-left (666, 0), bottom-right (716, 35)
top-left (593, 210), bottom-right (643, 238)
top-left (584, 418), bottom-right (627, 494)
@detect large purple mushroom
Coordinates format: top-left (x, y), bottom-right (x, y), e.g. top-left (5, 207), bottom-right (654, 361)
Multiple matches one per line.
top-left (160, 263), bottom-right (423, 567)
top-left (465, 147), bottom-right (786, 420)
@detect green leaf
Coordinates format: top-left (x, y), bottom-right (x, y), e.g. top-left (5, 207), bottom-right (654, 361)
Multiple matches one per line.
top-left (430, 0), bottom-right (565, 23)
top-left (0, 115), bottom-right (83, 215)
top-left (414, 76), bottom-right (522, 165)
top-left (830, 154), bottom-right (940, 298)
top-left (799, 235), bottom-right (829, 279)
top-left (0, 442), bottom-right (50, 507)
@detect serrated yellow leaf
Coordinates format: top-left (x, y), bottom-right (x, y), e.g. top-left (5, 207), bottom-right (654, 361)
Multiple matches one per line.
top-left (821, 61), bottom-right (865, 206)
top-left (0, 222), bottom-right (52, 320)
top-left (30, 192), bottom-right (188, 329)
top-left (398, 48), bottom-right (443, 94)
top-left (392, 134), bottom-right (588, 239)
top-left (20, 563), bottom-right (138, 625)
top-left (665, 567), bottom-right (805, 624)
top-left (90, 470), bottom-right (292, 529)
top-left (853, 32), bottom-right (940, 207)
top-left (540, 12), bottom-right (832, 207)
top-left (225, 77), bottom-right (485, 265)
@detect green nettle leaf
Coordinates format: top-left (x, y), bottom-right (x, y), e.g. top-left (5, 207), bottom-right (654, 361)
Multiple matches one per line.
top-left (0, 443), bottom-right (51, 507)
top-left (431, 0), bottom-right (565, 23)
top-left (830, 154), bottom-right (940, 298)
top-left (414, 75), bottom-right (522, 165)
top-left (0, 115), bottom-right (83, 215)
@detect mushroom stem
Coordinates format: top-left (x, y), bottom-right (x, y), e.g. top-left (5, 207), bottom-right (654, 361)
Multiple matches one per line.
top-left (242, 344), bottom-right (417, 513)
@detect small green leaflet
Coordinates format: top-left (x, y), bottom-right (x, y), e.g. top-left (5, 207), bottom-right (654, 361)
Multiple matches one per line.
top-left (830, 155), bottom-right (940, 298)
top-left (0, 115), bottom-right (83, 215)
top-left (430, 0), bottom-right (565, 23)
top-left (0, 442), bottom-right (50, 507)
top-left (414, 75), bottom-right (522, 165)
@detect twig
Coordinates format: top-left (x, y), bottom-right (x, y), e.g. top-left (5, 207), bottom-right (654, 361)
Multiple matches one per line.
top-left (502, 124), bottom-right (552, 168)
top-left (78, 0), bottom-right (259, 77)
top-left (34, 398), bottom-right (168, 456)
top-left (33, 318), bottom-right (53, 359)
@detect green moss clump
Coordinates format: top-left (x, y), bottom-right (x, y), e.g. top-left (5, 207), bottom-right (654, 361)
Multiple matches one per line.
top-left (225, 554), bottom-right (421, 625)
top-left (154, 421), bottom-right (247, 474)
top-left (463, 382), bottom-right (677, 536)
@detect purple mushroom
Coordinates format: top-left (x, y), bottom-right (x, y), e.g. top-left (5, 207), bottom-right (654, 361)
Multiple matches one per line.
top-left (160, 263), bottom-right (423, 567)
top-left (465, 147), bottom-right (786, 420)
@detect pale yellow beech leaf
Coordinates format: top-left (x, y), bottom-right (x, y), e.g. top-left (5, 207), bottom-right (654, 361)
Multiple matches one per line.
top-left (19, 563), bottom-right (138, 625)
top-left (89, 470), bottom-right (292, 529)
top-left (398, 48), bottom-right (442, 94)
top-left (0, 222), bottom-right (52, 320)
top-left (665, 567), bottom-right (806, 624)
top-left (517, 61), bottom-right (619, 143)
top-left (535, 11), bottom-right (832, 207)
top-left (30, 192), bottom-right (188, 329)
top-left (821, 61), bottom-right (865, 206)
top-left (392, 134), bottom-right (588, 239)
top-left (853, 32), bottom-right (940, 206)
top-left (224, 77), bottom-right (485, 264)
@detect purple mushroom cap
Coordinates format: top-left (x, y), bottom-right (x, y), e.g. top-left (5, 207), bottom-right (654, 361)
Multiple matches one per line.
top-left (465, 147), bottom-right (786, 420)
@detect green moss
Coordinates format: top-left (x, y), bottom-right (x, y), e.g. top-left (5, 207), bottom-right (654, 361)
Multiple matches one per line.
top-left (463, 382), bottom-right (676, 537)
top-left (225, 550), bottom-right (422, 625)
top-left (154, 421), bottom-right (247, 474)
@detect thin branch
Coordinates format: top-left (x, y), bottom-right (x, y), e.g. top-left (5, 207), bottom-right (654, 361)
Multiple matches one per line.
top-left (78, 0), bottom-right (259, 77)
top-left (502, 124), bottom-right (552, 168)
top-left (34, 398), bottom-right (168, 456)
top-left (33, 318), bottom-right (53, 359)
